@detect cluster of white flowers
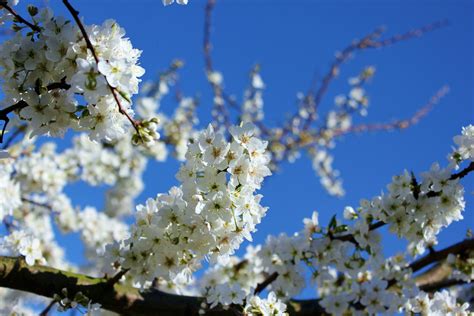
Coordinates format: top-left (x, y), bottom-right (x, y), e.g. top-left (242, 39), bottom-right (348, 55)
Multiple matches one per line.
top-left (405, 290), bottom-right (470, 315)
top-left (0, 158), bottom-right (21, 219)
top-left (304, 66), bottom-right (374, 197)
top-left (310, 149), bottom-right (345, 197)
top-left (447, 252), bottom-right (474, 282)
top-left (200, 247), bottom-right (264, 307)
top-left (163, 0), bottom-right (189, 6)
top-left (77, 206), bottom-right (129, 258)
top-left (14, 143), bottom-right (70, 195)
top-left (1, 230), bottom-right (44, 265)
top-left (0, 5), bottom-right (144, 141)
top-left (195, 126), bottom-right (473, 314)
top-left (104, 123), bottom-right (271, 287)
top-left (0, 2), bottom-right (472, 314)
top-left (241, 66), bottom-right (265, 124)
top-left (243, 292), bottom-right (288, 316)
top-left (0, 288), bottom-right (36, 316)
top-left (450, 124), bottom-right (474, 165)
top-left (0, 133), bottom-right (134, 267)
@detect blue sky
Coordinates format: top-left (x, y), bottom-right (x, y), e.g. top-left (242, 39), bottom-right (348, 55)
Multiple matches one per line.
top-left (28, 0), bottom-right (474, 301)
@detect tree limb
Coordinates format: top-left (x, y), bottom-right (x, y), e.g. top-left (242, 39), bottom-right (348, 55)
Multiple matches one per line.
top-left (0, 256), bottom-right (325, 316)
top-left (409, 239), bottom-right (474, 273)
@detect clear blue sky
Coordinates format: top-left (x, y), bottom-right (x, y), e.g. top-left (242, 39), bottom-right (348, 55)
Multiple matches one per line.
top-left (32, 0), bottom-right (473, 301)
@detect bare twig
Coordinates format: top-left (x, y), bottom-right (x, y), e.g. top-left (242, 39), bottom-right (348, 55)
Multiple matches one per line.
top-left (333, 85), bottom-right (450, 137)
top-left (203, 0), bottom-right (231, 128)
top-left (282, 20), bottom-right (449, 140)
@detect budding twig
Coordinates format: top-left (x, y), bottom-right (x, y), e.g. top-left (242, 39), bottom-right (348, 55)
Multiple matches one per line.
top-left (333, 85), bottom-right (450, 137)
top-left (0, 1), bottom-right (41, 32)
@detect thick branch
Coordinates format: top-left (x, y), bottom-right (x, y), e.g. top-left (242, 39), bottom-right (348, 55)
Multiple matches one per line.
top-left (409, 239), bottom-right (474, 273)
top-left (419, 278), bottom-right (467, 293)
top-left (413, 263), bottom-right (469, 293)
top-left (0, 256), bottom-right (325, 316)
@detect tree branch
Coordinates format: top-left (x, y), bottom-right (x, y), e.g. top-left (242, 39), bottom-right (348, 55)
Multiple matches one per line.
top-left (0, 256), bottom-right (325, 316)
top-left (450, 161), bottom-right (474, 180)
top-left (0, 100), bottom-right (29, 142)
top-left (409, 239), bottom-right (474, 273)
top-left (419, 278), bottom-right (468, 293)
top-left (253, 271), bottom-right (279, 295)
top-left (283, 20), bottom-right (449, 136)
top-left (332, 85), bottom-right (450, 137)
top-left (0, 1), bottom-right (41, 32)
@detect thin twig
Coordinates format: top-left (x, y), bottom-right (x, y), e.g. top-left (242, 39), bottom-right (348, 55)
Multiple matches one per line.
top-left (0, 100), bottom-right (29, 142)
top-left (204, 0), bottom-right (232, 129)
top-left (0, 1), bottom-right (41, 32)
top-left (333, 85), bottom-right (450, 137)
top-left (282, 20), bottom-right (449, 139)
top-left (39, 299), bottom-right (56, 316)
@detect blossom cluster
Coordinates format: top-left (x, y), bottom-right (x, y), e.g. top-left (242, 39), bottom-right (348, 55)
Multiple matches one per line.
top-left (0, 158), bottom-right (21, 219)
top-left (240, 65), bottom-right (265, 124)
top-left (0, 134), bottom-right (133, 268)
top-left (0, 4), bottom-right (145, 141)
top-left (104, 123), bottom-right (271, 286)
top-left (450, 124), bottom-right (474, 165)
top-left (243, 292), bottom-right (288, 316)
top-left (405, 290), bottom-right (470, 315)
top-left (199, 247), bottom-right (265, 307)
top-left (195, 126), bottom-right (473, 314)
top-left (163, 0), bottom-right (189, 6)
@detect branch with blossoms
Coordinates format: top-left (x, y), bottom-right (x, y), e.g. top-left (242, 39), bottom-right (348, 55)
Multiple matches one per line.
top-left (200, 0), bottom-right (450, 196)
top-left (0, 240), bottom-right (472, 315)
top-left (194, 126), bottom-right (473, 315)
top-left (0, 0), bottom-right (157, 144)
top-left (0, 1), bottom-right (472, 315)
